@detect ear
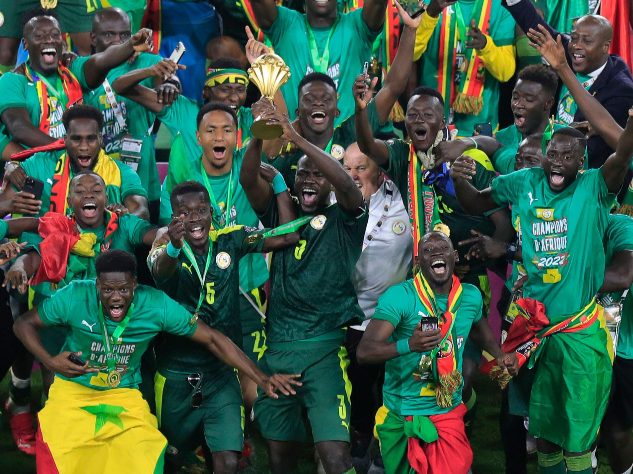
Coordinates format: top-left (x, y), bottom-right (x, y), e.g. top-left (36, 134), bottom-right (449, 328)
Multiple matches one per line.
top-left (66, 194), bottom-right (72, 210)
top-left (98, 133), bottom-right (104, 149)
top-left (295, 106), bottom-right (300, 118)
top-left (132, 276), bottom-right (138, 291)
top-left (335, 107), bottom-right (341, 118)
top-left (440, 116), bottom-right (447, 129)
top-left (95, 277), bottom-right (101, 291)
top-left (202, 86), bottom-right (211, 102)
top-left (545, 97), bottom-right (555, 111)
top-left (454, 249), bottom-right (459, 262)
top-left (603, 40), bottom-right (612, 53)
top-left (90, 32), bottom-right (97, 48)
top-left (196, 130), bottom-right (201, 146)
top-left (21, 38), bottom-right (28, 51)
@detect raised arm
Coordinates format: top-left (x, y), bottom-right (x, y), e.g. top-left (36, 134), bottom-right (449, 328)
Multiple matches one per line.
top-left (529, 25), bottom-right (622, 149)
top-left (1, 108), bottom-right (58, 148)
top-left (599, 250), bottom-right (633, 293)
top-left (123, 194), bottom-right (150, 221)
top-left (435, 135), bottom-right (502, 167)
top-left (249, 0), bottom-right (279, 32)
top-left (240, 134), bottom-right (274, 215)
top-left (602, 113), bottom-right (633, 193)
top-left (354, 78), bottom-right (390, 166)
top-left (13, 307), bottom-right (98, 378)
top-left (82, 28), bottom-right (153, 89)
top-left (150, 216), bottom-right (186, 280)
top-left (3, 251), bottom-right (42, 294)
top-left (112, 59), bottom-right (185, 114)
top-left (451, 156), bottom-right (500, 215)
top-left (373, 0), bottom-right (423, 123)
top-left (362, 0), bottom-right (389, 32)
top-left (189, 319), bottom-right (301, 398)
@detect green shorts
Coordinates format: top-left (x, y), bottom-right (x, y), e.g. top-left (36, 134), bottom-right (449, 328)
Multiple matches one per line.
top-left (243, 326), bottom-right (267, 365)
top-left (253, 339), bottom-right (352, 443)
top-left (0, 0), bottom-right (106, 38)
top-left (240, 286), bottom-right (267, 364)
top-left (155, 368), bottom-right (244, 459)
top-left (461, 272), bottom-right (491, 363)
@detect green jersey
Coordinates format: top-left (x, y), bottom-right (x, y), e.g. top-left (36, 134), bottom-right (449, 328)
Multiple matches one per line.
top-left (0, 60), bottom-right (88, 140)
top-left (149, 225), bottom-right (266, 374)
top-left (0, 219), bottom-right (7, 240)
top-left (383, 139), bottom-right (501, 273)
top-left (77, 53), bottom-right (162, 201)
top-left (491, 167), bottom-right (615, 321)
top-left (30, 212), bottom-right (155, 301)
top-left (264, 6), bottom-right (378, 127)
top-left (504, 207), bottom-right (526, 292)
top-left (601, 214), bottom-right (633, 359)
top-left (417, 0), bottom-right (515, 136)
top-left (271, 99), bottom-right (383, 187)
top-left (158, 95), bottom-right (254, 164)
top-left (260, 200), bottom-right (368, 342)
top-left (39, 280), bottom-right (196, 390)
top-left (373, 280), bottom-right (482, 415)
top-left (159, 147), bottom-right (269, 294)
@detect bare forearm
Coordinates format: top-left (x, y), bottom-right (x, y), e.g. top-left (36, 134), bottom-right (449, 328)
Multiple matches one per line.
top-left (13, 252), bottom-right (41, 279)
top-left (357, 340), bottom-right (400, 364)
top-left (206, 331), bottom-right (268, 387)
top-left (14, 317), bottom-right (53, 366)
top-left (274, 188), bottom-right (297, 225)
top-left (124, 196), bottom-right (150, 221)
top-left (355, 106), bottom-right (389, 165)
top-left (151, 253), bottom-right (179, 279)
top-left (1, 141), bottom-right (25, 161)
top-left (469, 319), bottom-right (503, 359)
top-left (6, 217), bottom-right (39, 237)
top-left (85, 41), bottom-right (136, 88)
top-left (240, 137), bottom-right (272, 213)
top-left (604, 115), bottom-right (633, 192)
top-left (8, 120), bottom-right (57, 148)
top-left (112, 68), bottom-right (155, 95)
top-left (454, 179), bottom-right (496, 215)
top-left (599, 251), bottom-right (633, 293)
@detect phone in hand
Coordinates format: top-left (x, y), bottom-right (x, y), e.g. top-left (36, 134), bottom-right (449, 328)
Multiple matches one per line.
top-left (68, 352), bottom-right (86, 366)
top-left (420, 316), bottom-right (438, 332)
top-left (474, 122), bottom-right (493, 137)
top-left (400, 0), bottom-right (425, 18)
top-left (169, 42), bottom-right (186, 64)
top-left (22, 177), bottom-right (44, 201)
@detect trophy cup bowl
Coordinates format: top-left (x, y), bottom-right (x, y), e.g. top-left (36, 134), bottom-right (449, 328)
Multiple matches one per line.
top-left (248, 53), bottom-right (291, 140)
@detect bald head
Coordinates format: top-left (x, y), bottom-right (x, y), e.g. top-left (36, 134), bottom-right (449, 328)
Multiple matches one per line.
top-left (93, 7), bottom-right (130, 30)
top-left (91, 7), bottom-right (132, 53)
top-left (344, 143), bottom-right (382, 202)
top-left (569, 14), bottom-right (612, 74)
top-left (577, 14), bottom-right (613, 41)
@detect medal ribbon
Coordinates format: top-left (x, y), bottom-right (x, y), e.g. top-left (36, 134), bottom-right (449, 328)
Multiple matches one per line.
top-left (200, 158), bottom-right (236, 229)
top-left (98, 301), bottom-right (133, 375)
top-left (244, 215), bottom-right (313, 244)
top-left (305, 16), bottom-right (341, 74)
top-left (413, 273), bottom-right (463, 408)
top-left (437, 7), bottom-right (458, 117)
top-left (181, 240), bottom-right (213, 315)
top-left (408, 144), bottom-right (442, 259)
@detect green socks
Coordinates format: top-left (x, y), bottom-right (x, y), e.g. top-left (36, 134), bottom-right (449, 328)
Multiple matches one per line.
top-left (538, 450), bottom-right (566, 474)
top-left (565, 452), bottom-right (592, 473)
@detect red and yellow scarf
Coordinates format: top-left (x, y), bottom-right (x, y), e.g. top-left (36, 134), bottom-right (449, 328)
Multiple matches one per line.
top-left (437, 0), bottom-right (492, 116)
top-left (413, 273), bottom-right (463, 408)
top-left (24, 64), bottom-right (83, 135)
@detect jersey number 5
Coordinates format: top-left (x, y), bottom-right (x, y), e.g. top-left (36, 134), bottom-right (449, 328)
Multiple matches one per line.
top-left (206, 282), bottom-right (215, 304)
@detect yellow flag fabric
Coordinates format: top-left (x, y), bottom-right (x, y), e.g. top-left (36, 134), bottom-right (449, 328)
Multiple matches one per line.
top-left (38, 378), bottom-right (167, 474)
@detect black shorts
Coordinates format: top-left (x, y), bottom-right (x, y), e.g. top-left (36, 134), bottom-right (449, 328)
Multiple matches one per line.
top-left (605, 356), bottom-right (633, 430)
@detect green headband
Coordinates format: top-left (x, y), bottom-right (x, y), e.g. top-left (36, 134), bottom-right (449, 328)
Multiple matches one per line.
top-left (205, 68), bottom-right (249, 87)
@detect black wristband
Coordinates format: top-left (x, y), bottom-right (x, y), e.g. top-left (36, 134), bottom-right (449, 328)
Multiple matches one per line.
top-left (506, 242), bottom-right (518, 263)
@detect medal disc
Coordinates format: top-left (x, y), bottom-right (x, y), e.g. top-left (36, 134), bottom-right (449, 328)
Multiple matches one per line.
top-left (459, 59), bottom-right (469, 74)
top-left (107, 370), bottom-right (121, 388)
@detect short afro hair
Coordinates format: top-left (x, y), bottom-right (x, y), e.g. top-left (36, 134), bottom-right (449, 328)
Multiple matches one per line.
top-left (208, 57), bottom-right (246, 72)
top-left (69, 170), bottom-right (105, 191)
top-left (298, 72), bottom-right (337, 96)
top-left (22, 7), bottom-right (59, 33)
top-left (550, 127), bottom-right (587, 153)
top-left (170, 181), bottom-right (211, 209)
top-left (517, 64), bottom-right (559, 99)
top-left (196, 101), bottom-right (238, 129)
top-left (95, 249), bottom-right (137, 276)
top-left (410, 86), bottom-right (445, 108)
top-left (62, 104), bottom-right (104, 131)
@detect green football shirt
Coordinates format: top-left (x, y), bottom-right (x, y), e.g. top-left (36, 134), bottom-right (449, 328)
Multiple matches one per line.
top-left (0, 60), bottom-right (89, 140)
top-left (159, 147), bottom-right (269, 294)
top-left (39, 280), bottom-right (196, 390)
top-left (77, 52), bottom-right (163, 201)
top-left (158, 96), bottom-right (254, 164)
top-left (149, 225), bottom-right (266, 374)
top-left (373, 280), bottom-right (482, 416)
top-left (602, 214), bottom-right (633, 359)
top-left (270, 99), bottom-right (383, 187)
top-left (417, 0), bottom-right (515, 136)
top-left (383, 139), bottom-right (500, 273)
top-left (491, 167), bottom-right (615, 322)
top-left (260, 200), bottom-right (368, 342)
top-left (264, 6), bottom-right (378, 127)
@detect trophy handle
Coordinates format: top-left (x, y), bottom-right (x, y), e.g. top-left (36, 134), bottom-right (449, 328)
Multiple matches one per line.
top-left (250, 97), bottom-right (283, 140)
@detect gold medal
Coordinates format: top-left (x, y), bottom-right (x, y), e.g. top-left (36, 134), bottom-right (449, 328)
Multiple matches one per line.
top-left (41, 0), bottom-right (58, 8)
top-left (190, 312), bottom-right (199, 328)
top-left (459, 58), bottom-right (469, 74)
top-left (107, 370), bottom-right (121, 388)
top-left (244, 233), bottom-right (263, 244)
top-left (418, 355), bottom-right (433, 373)
top-left (0, 12), bottom-right (4, 28)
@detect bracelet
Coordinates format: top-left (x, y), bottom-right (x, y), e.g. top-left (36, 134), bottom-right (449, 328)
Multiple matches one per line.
top-left (467, 137), bottom-right (478, 149)
top-left (396, 338), bottom-right (412, 356)
top-left (166, 242), bottom-right (181, 258)
top-left (272, 173), bottom-right (288, 194)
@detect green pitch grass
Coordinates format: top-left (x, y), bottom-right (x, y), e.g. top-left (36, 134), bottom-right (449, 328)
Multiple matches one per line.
top-left (0, 370), bottom-right (614, 473)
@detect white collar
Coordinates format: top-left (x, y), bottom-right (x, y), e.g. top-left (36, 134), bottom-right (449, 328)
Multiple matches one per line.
top-left (587, 61), bottom-right (607, 80)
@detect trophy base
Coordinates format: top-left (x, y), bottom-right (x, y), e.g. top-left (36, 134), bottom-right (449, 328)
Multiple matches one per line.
top-left (251, 119), bottom-right (283, 140)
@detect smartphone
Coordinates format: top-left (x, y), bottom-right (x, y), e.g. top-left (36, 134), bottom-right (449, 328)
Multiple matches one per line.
top-left (68, 352), bottom-right (86, 366)
top-left (474, 122), bottom-right (493, 137)
top-left (23, 177), bottom-right (44, 201)
top-left (420, 316), bottom-right (438, 332)
top-left (169, 42), bottom-right (186, 65)
top-left (400, 0), bottom-right (425, 18)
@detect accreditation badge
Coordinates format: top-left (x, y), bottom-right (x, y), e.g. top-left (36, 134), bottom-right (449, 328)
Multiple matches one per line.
top-left (120, 136), bottom-right (143, 172)
top-left (216, 252), bottom-right (231, 269)
top-left (310, 215), bottom-right (326, 230)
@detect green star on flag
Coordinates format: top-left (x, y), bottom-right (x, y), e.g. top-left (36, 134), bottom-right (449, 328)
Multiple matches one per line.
top-left (80, 404), bottom-right (129, 435)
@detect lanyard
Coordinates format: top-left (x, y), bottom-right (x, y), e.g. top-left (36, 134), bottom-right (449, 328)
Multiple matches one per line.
top-left (362, 187), bottom-right (393, 251)
top-left (102, 78), bottom-right (127, 130)
top-left (27, 65), bottom-right (63, 100)
top-left (200, 159), bottom-right (235, 228)
top-left (453, 0), bottom-right (484, 56)
top-left (98, 300), bottom-right (133, 374)
top-left (305, 16), bottom-right (340, 74)
top-left (181, 240), bottom-right (213, 315)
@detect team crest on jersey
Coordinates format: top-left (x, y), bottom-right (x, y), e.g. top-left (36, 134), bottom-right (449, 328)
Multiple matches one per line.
top-left (216, 252), bottom-right (231, 269)
top-left (148, 246), bottom-right (164, 267)
top-left (310, 215), bottom-right (327, 230)
top-left (0, 12), bottom-right (4, 28)
top-left (331, 145), bottom-right (345, 160)
top-left (392, 220), bottom-right (406, 235)
top-left (536, 208), bottom-right (555, 221)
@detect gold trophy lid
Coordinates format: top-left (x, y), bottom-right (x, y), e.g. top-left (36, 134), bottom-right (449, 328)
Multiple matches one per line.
top-left (248, 53), bottom-right (291, 101)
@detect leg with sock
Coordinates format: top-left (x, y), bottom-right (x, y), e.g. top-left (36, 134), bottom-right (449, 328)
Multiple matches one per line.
top-left (537, 438), bottom-right (566, 474)
top-left (565, 452), bottom-right (592, 474)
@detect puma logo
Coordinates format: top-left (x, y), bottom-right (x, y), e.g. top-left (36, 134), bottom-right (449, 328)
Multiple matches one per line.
top-left (182, 262), bottom-right (193, 274)
top-left (528, 192), bottom-right (538, 205)
top-left (82, 320), bottom-right (96, 332)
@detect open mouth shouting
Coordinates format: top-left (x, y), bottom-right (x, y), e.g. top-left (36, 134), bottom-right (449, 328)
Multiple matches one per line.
top-left (430, 258), bottom-right (448, 276)
top-left (310, 111), bottom-right (327, 125)
top-left (514, 112), bottom-right (526, 129)
top-left (109, 303), bottom-right (126, 320)
top-left (301, 186), bottom-right (319, 207)
top-left (571, 52), bottom-right (585, 67)
top-left (188, 225), bottom-right (206, 240)
top-left (77, 154), bottom-right (93, 169)
top-left (549, 170), bottom-right (565, 188)
top-left (82, 201), bottom-right (98, 219)
top-left (213, 146), bottom-right (226, 160)
top-left (41, 47), bottom-right (58, 66)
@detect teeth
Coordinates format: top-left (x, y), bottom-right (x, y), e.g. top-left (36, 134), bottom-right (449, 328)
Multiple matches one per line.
top-left (431, 260), bottom-right (444, 266)
top-left (42, 48), bottom-right (56, 54)
top-left (303, 187), bottom-right (316, 194)
top-left (84, 203), bottom-right (96, 209)
top-left (311, 112), bottom-right (325, 118)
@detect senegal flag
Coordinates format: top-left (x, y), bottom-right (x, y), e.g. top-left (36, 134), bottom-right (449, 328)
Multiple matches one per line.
top-left (37, 378), bottom-right (167, 474)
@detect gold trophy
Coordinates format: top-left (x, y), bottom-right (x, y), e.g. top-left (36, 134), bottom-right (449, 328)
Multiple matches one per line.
top-left (248, 53), bottom-right (291, 140)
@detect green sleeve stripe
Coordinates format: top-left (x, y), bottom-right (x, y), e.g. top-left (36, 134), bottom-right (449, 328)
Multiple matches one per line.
top-left (211, 225), bottom-right (245, 241)
top-left (372, 312), bottom-right (400, 328)
top-left (493, 37), bottom-right (515, 47)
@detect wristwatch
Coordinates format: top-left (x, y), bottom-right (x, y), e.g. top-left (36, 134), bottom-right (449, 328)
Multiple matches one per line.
top-left (506, 242), bottom-right (518, 263)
